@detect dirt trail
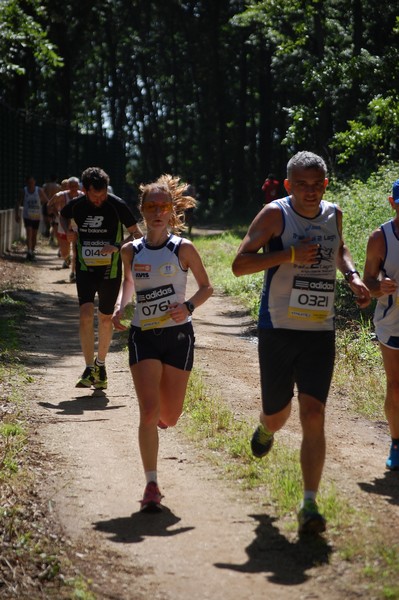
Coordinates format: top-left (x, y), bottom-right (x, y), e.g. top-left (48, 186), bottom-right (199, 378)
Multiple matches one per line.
top-left (12, 241), bottom-right (399, 599)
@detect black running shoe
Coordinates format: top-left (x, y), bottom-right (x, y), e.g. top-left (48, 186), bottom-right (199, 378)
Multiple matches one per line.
top-left (251, 424), bottom-right (274, 458)
top-left (75, 366), bottom-right (95, 388)
top-left (298, 499), bottom-right (326, 535)
top-left (93, 359), bottom-right (107, 390)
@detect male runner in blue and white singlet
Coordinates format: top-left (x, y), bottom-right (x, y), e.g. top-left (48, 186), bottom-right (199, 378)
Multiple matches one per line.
top-left (233, 151), bottom-right (370, 534)
top-left (364, 178), bottom-right (399, 472)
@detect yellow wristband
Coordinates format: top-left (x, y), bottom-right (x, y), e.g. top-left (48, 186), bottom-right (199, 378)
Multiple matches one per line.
top-left (290, 245), bottom-right (295, 263)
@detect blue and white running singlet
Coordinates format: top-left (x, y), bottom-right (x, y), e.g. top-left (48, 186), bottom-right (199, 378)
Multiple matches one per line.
top-left (258, 197), bottom-right (341, 331)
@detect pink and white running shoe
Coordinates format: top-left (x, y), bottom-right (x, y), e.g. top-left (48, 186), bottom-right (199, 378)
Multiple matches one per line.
top-left (140, 481), bottom-right (163, 512)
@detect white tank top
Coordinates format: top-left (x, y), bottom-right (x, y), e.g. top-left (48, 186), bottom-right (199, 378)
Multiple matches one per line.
top-left (131, 234), bottom-right (189, 330)
top-left (374, 220), bottom-right (399, 345)
top-left (57, 190), bottom-right (84, 231)
top-left (258, 197), bottom-right (340, 331)
top-left (23, 186), bottom-right (41, 220)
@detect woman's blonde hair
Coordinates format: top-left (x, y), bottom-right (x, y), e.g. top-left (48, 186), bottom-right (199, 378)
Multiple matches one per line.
top-left (139, 174), bottom-right (196, 234)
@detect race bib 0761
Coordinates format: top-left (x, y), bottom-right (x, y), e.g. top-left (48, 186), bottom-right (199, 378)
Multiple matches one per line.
top-left (288, 276), bottom-right (335, 322)
top-left (137, 284), bottom-right (177, 330)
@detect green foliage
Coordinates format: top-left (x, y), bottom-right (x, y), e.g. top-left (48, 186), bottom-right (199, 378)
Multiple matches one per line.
top-left (333, 97), bottom-right (399, 169)
top-left (195, 232), bottom-right (263, 321)
top-left (0, 0), bottom-right (62, 79)
top-left (233, 0), bottom-right (399, 171)
top-left (66, 577), bottom-right (96, 600)
top-left (325, 163), bottom-right (397, 269)
top-left (334, 317), bottom-right (386, 420)
top-left (0, 292), bottom-right (27, 480)
top-left (0, 292), bottom-right (25, 362)
top-left (0, 421), bottom-right (26, 475)
top-left (2, 0), bottom-right (399, 216)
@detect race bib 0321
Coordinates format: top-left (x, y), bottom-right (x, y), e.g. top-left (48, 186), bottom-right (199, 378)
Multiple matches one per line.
top-left (288, 276), bottom-right (335, 322)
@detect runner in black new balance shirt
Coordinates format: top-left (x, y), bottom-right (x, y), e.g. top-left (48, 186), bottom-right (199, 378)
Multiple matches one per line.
top-left (62, 192), bottom-right (137, 282)
top-left (60, 167), bottom-right (142, 390)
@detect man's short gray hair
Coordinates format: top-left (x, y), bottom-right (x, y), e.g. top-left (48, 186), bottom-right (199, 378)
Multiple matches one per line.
top-left (68, 176), bottom-right (80, 185)
top-left (287, 151), bottom-right (327, 180)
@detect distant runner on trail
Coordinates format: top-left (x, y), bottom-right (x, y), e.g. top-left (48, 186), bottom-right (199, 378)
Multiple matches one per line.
top-left (233, 151), bottom-right (370, 535)
top-left (363, 178), bottom-right (399, 471)
top-left (48, 176), bottom-right (84, 281)
top-left (60, 167), bottom-right (142, 390)
top-left (112, 174), bottom-right (213, 512)
top-left (261, 173), bottom-right (279, 205)
top-left (42, 174), bottom-right (61, 240)
top-left (15, 175), bottom-right (48, 261)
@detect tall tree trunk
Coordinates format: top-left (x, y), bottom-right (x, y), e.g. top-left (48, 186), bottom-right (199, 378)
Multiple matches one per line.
top-left (258, 42), bottom-right (273, 188)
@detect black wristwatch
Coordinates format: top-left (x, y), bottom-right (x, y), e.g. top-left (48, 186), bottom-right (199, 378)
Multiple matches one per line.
top-left (344, 269), bottom-right (360, 282)
top-left (184, 301), bottom-right (195, 315)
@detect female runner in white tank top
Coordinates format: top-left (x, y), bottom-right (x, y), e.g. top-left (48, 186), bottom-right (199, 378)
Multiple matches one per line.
top-left (112, 174), bottom-right (213, 511)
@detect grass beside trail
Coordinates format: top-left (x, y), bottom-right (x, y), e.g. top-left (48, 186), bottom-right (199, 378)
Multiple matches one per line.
top-left (0, 289), bottom-right (96, 599)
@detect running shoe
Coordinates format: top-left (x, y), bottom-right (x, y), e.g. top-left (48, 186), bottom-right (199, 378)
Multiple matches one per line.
top-left (62, 256), bottom-right (71, 268)
top-left (140, 481), bottom-right (163, 512)
top-left (75, 366), bottom-right (95, 388)
top-left (386, 443), bottom-right (399, 470)
top-left (298, 499), bottom-right (326, 535)
top-left (69, 272), bottom-right (76, 283)
top-left (251, 424), bottom-right (274, 458)
top-left (93, 359), bottom-right (107, 390)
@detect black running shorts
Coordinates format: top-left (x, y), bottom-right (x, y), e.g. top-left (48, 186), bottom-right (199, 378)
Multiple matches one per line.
top-left (23, 218), bottom-right (40, 230)
top-left (128, 322), bottom-right (195, 371)
top-left (76, 269), bottom-right (121, 315)
top-left (258, 328), bottom-right (335, 415)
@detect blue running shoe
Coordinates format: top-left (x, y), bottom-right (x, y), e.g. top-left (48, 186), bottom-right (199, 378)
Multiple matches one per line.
top-left (386, 443), bottom-right (399, 470)
top-left (251, 424), bottom-right (274, 458)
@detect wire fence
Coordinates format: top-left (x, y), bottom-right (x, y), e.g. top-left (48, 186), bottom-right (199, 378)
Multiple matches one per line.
top-left (0, 102), bottom-right (127, 210)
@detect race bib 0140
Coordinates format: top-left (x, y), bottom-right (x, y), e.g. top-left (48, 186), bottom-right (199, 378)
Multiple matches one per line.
top-left (82, 243), bottom-right (111, 266)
